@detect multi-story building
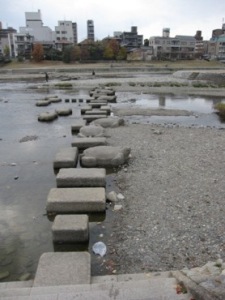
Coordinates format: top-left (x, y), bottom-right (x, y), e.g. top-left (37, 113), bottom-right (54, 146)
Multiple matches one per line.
top-left (149, 28), bottom-right (196, 60)
top-left (19, 10), bottom-right (55, 42)
top-left (207, 24), bottom-right (225, 60)
top-left (55, 20), bottom-right (76, 51)
top-left (72, 22), bottom-right (78, 44)
top-left (87, 20), bottom-right (94, 41)
top-left (119, 26), bottom-right (143, 50)
top-left (0, 22), bottom-right (17, 57)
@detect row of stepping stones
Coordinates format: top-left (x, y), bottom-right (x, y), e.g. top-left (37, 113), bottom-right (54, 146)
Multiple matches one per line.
top-left (45, 86), bottom-right (131, 255)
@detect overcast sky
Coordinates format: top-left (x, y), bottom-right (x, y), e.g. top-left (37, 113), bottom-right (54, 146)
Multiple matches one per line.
top-left (1, 0), bottom-right (225, 41)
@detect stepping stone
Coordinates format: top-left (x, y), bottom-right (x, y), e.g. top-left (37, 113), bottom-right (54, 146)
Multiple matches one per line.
top-left (56, 168), bottom-right (106, 187)
top-left (89, 99), bottom-right (108, 104)
top-left (84, 109), bottom-right (107, 115)
top-left (56, 108), bottom-right (72, 116)
top-left (53, 147), bottom-right (78, 169)
top-left (38, 112), bottom-right (58, 122)
top-left (91, 117), bottom-right (124, 128)
top-left (100, 105), bottom-right (111, 115)
top-left (71, 119), bottom-right (87, 133)
top-left (86, 98), bottom-right (95, 103)
top-left (83, 114), bottom-right (107, 122)
top-left (71, 137), bottom-right (106, 150)
top-left (80, 146), bottom-right (131, 167)
top-left (81, 106), bottom-right (92, 114)
top-left (35, 100), bottom-right (51, 107)
top-left (97, 95), bottom-right (117, 102)
top-left (49, 98), bottom-right (62, 103)
top-left (33, 252), bottom-right (90, 286)
top-left (52, 215), bottom-right (89, 243)
top-left (78, 125), bottom-right (105, 138)
top-left (47, 187), bottom-right (105, 213)
top-left (89, 102), bottom-right (108, 108)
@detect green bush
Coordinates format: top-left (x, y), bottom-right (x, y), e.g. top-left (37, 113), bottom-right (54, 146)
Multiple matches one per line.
top-left (214, 103), bottom-right (225, 120)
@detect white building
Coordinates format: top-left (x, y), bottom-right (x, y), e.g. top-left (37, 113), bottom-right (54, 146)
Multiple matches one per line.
top-left (19, 10), bottom-right (55, 43)
top-left (55, 21), bottom-right (75, 50)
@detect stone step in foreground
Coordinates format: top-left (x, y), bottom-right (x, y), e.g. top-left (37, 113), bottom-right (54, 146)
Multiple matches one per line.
top-left (56, 168), bottom-right (106, 187)
top-left (53, 147), bottom-right (78, 169)
top-left (0, 277), bottom-right (192, 299)
top-left (71, 137), bottom-right (106, 150)
top-left (33, 252), bottom-right (91, 287)
top-left (52, 214), bottom-right (89, 243)
top-left (46, 187), bottom-right (105, 213)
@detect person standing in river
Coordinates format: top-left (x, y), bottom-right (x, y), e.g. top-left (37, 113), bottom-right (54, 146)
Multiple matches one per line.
top-left (45, 72), bottom-right (49, 82)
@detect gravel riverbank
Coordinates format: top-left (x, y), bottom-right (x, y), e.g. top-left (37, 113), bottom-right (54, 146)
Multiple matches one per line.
top-left (104, 124), bottom-right (225, 274)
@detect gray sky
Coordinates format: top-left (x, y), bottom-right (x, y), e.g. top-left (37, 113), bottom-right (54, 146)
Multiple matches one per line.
top-left (1, 0), bottom-right (225, 41)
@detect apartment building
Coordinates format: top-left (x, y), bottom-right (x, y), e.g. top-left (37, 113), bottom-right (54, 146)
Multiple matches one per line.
top-left (55, 21), bottom-right (77, 51)
top-left (118, 26), bottom-right (143, 50)
top-left (0, 22), bottom-right (16, 57)
top-left (149, 28), bottom-right (196, 60)
top-left (87, 20), bottom-right (94, 41)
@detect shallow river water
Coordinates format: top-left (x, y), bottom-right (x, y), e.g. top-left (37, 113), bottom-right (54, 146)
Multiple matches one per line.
top-left (0, 78), bottom-right (225, 281)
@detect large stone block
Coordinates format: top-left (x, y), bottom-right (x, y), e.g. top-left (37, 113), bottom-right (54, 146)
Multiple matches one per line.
top-left (80, 146), bottom-right (131, 167)
top-left (52, 215), bottom-right (89, 243)
top-left (53, 147), bottom-right (78, 169)
top-left (82, 114), bottom-right (107, 122)
top-left (71, 137), bottom-right (106, 150)
top-left (38, 112), bottom-right (58, 122)
top-left (81, 106), bottom-right (92, 115)
top-left (91, 117), bottom-right (124, 128)
top-left (56, 168), bottom-right (106, 187)
top-left (84, 109), bottom-right (107, 115)
top-left (71, 119), bottom-right (87, 133)
top-left (78, 125), bottom-right (105, 138)
top-left (46, 187), bottom-right (106, 213)
top-left (89, 102), bottom-right (108, 108)
top-left (33, 252), bottom-right (90, 286)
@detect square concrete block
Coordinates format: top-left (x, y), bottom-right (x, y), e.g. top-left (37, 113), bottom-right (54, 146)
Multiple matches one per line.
top-left (82, 115), bottom-right (107, 122)
top-left (33, 252), bottom-right (91, 286)
top-left (52, 215), bottom-right (89, 243)
top-left (71, 119), bottom-right (87, 133)
top-left (89, 102), bottom-right (107, 109)
top-left (71, 137), bottom-right (106, 150)
top-left (46, 187), bottom-right (106, 213)
top-left (53, 147), bottom-right (78, 169)
top-left (56, 168), bottom-right (106, 187)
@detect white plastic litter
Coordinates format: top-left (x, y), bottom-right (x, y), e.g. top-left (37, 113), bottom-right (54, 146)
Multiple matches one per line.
top-left (92, 241), bottom-right (107, 257)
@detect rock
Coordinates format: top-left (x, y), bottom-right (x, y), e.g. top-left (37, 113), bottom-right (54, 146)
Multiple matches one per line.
top-left (91, 117), bottom-right (125, 128)
top-left (38, 112), bottom-right (58, 122)
top-left (36, 100), bottom-right (51, 107)
top-left (78, 125), bottom-right (105, 137)
top-left (117, 193), bottom-right (125, 201)
top-left (80, 146), bottom-right (131, 168)
top-left (56, 108), bottom-right (72, 116)
top-left (114, 204), bottom-right (123, 211)
top-left (107, 191), bottom-right (118, 203)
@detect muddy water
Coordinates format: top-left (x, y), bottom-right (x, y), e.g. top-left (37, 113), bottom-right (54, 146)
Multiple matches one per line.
top-left (0, 79), bottom-right (225, 281)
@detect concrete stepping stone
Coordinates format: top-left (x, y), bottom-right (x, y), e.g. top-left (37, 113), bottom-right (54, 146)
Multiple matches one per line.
top-left (35, 100), bottom-right (51, 107)
top-left (82, 114), bottom-right (107, 122)
top-left (71, 119), bottom-right (87, 134)
top-left (52, 215), bottom-right (89, 243)
top-left (49, 98), bottom-right (62, 103)
top-left (56, 168), bottom-right (106, 187)
top-left (33, 252), bottom-right (91, 286)
top-left (100, 105), bottom-right (111, 115)
top-left (71, 137), bottom-right (106, 150)
top-left (80, 146), bottom-right (131, 167)
top-left (87, 99), bottom-right (107, 104)
top-left (91, 117), bottom-right (124, 128)
top-left (97, 95), bottom-right (117, 102)
top-left (84, 109), bottom-right (107, 115)
top-left (53, 147), bottom-right (78, 169)
top-left (38, 112), bottom-right (58, 122)
top-left (78, 125), bottom-right (105, 137)
top-left (46, 187), bottom-right (105, 213)
top-left (88, 102), bottom-right (108, 108)
top-left (56, 108), bottom-right (72, 116)
top-left (81, 106), bottom-right (92, 114)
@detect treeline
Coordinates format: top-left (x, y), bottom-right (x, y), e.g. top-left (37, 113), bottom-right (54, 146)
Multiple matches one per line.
top-left (32, 39), bottom-right (127, 63)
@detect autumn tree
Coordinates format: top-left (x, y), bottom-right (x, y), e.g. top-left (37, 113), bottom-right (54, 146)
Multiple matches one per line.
top-left (71, 46), bottom-right (81, 61)
top-left (32, 43), bottom-right (44, 62)
top-left (103, 39), bottom-right (120, 60)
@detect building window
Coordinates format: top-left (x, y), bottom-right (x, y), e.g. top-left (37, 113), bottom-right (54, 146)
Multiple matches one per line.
top-left (61, 31), bottom-right (67, 34)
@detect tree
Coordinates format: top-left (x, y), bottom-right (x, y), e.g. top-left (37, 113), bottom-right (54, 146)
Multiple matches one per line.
top-left (117, 47), bottom-right (127, 60)
top-left (3, 45), bottom-right (10, 57)
top-left (32, 43), bottom-right (44, 62)
top-left (62, 46), bottom-right (73, 63)
top-left (144, 39), bottom-right (149, 46)
top-left (71, 46), bottom-right (81, 61)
